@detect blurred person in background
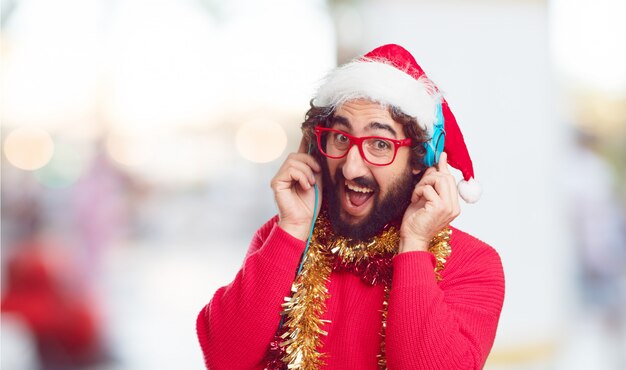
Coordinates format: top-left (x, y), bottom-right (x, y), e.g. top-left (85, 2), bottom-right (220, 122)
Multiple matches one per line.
top-left (566, 129), bottom-right (626, 366)
top-left (1, 215), bottom-right (110, 370)
top-left (71, 141), bottom-right (136, 279)
top-left (197, 44), bottom-right (505, 369)
top-left (0, 145), bottom-right (132, 370)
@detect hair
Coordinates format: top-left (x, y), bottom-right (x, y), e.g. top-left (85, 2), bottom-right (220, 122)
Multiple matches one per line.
top-left (300, 100), bottom-right (430, 172)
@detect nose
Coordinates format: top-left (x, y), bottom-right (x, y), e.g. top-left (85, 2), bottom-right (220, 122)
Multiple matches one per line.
top-left (341, 145), bottom-right (369, 180)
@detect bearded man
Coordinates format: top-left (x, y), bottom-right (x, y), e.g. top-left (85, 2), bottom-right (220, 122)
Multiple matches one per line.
top-left (197, 44), bottom-right (505, 370)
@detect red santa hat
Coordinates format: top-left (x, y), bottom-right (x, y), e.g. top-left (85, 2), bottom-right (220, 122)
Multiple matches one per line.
top-left (313, 44), bottom-right (482, 203)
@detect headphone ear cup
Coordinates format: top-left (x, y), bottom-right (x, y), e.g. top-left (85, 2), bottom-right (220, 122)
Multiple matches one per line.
top-left (423, 129), bottom-right (445, 167)
top-left (422, 102), bottom-right (446, 167)
top-left (423, 142), bottom-right (435, 167)
top-left (434, 131), bottom-right (445, 164)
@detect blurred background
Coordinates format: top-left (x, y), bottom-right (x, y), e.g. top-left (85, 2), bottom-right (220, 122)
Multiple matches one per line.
top-left (1, 0), bottom-right (625, 369)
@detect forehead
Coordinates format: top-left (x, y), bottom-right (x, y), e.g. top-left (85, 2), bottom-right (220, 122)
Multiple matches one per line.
top-left (333, 99), bottom-right (403, 134)
top-left (335, 99), bottom-right (393, 120)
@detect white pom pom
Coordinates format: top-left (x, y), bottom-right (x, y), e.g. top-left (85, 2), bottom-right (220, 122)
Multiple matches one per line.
top-left (458, 178), bottom-right (482, 203)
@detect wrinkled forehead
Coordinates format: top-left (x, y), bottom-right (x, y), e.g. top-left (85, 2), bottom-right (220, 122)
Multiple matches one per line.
top-left (330, 99), bottom-right (403, 135)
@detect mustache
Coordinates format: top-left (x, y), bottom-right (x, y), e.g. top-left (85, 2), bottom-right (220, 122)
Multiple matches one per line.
top-left (335, 171), bottom-right (379, 192)
top-left (350, 176), bottom-right (378, 191)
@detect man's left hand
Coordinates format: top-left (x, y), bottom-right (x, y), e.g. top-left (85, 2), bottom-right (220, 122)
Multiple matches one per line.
top-left (399, 152), bottom-right (460, 253)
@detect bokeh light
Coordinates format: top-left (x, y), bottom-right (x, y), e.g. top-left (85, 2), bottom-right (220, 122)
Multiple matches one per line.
top-left (235, 118), bottom-right (287, 163)
top-left (3, 127), bottom-right (55, 170)
top-left (105, 131), bottom-right (154, 168)
top-left (33, 140), bottom-right (92, 188)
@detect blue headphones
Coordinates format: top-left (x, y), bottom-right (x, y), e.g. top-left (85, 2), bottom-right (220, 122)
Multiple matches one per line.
top-left (423, 102), bottom-right (446, 167)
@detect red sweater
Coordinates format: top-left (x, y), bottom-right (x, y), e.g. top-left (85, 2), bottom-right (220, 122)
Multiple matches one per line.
top-left (197, 217), bottom-right (504, 369)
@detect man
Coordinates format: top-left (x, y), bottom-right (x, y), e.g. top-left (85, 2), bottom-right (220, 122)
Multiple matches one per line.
top-left (197, 44), bottom-right (505, 370)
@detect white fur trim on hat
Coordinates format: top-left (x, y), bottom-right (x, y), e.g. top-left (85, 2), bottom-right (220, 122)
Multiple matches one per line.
top-left (458, 178), bottom-right (482, 203)
top-left (313, 60), bottom-right (441, 135)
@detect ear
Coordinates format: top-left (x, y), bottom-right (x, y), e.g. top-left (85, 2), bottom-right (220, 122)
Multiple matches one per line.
top-left (411, 167), bottom-right (421, 176)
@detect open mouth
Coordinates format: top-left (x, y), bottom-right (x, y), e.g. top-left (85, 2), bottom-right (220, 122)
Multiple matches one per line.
top-left (343, 180), bottom-right (375, 215)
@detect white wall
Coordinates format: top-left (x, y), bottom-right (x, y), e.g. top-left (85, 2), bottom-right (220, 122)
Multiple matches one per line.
top-left (351, 0), bottom-right (571, 362)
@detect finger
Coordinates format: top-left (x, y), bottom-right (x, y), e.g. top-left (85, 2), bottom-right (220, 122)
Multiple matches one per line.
top-left (436, 173), bottom-right (458, 212)
top-left (446, 174), bottom-right (460, 213)
top-left (291, 169), bottom-right (312, 190)
top-left (289, 158), bottom-right (319, 184)
top-left (303, 154), bottom-right (322, 173)
top-left (286, 153), bottom-right (321, 173)
top-left (421, 169), bottom-right (458, 202)
top-left (433, 152), bottom-right (459, 206)
top-left (417, 172), bottom-right (451, 199)
top-left (431, 174), bottom-right (459, 216)
top-left (412, 184), bottom-right (441, 204)
top-left (273, 168), bottom-right (310, 191)
top-left (437, 152), bottom-right (451, 174)
top-left (450, 175), bottom-right (459, 205)
top-left (421, 166), bottom-right (437, 178)
top-left (295, 153), bottom-right (322, 174)
top-left (433, 171), bottom-right (456, 207)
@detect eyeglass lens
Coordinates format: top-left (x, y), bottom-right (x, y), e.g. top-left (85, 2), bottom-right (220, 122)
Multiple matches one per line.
top-left (319, 130), bottom-right (396, 165)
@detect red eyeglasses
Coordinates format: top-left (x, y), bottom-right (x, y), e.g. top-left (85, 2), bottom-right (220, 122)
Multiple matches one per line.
top-left (314, 126), bottom-right (412, 166)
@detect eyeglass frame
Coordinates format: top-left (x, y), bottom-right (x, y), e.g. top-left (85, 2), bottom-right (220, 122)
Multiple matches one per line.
top-left (313, 126), bottom-right (413, 166)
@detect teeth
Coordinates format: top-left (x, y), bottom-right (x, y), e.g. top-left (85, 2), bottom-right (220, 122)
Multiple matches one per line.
top-left (346, 182), bottom-right (373, 193)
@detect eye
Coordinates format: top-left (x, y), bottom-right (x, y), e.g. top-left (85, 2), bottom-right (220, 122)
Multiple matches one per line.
top-left (372, 139), bottom-right (392, 151)
top-left (334, 133), bottom-right (349, 143)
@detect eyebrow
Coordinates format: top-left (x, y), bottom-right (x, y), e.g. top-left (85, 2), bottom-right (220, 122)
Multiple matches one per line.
top-left (330, 115), bottom-right (398, 138)
top-left (330, 115), bottom-right (352, 130)
top-left (369, 122), bottom-right (398, 138)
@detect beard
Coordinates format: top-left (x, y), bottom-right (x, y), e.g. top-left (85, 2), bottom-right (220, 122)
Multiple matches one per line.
top-left (321, 162), bottom-right (418, 242)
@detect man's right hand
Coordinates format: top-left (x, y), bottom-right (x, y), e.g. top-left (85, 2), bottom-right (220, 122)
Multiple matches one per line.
top-left (271, 138), bottom-right (323, 241)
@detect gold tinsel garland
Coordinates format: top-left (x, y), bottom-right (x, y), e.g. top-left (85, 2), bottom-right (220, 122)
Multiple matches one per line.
top-left (430, 227), bottom-right (452, 281)
top-left (278, 233), bottom-right (333, 369)
top-left (377, 284), bottom-right (391, 369)
top-left (269, 213), bottom-right (451, 370)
